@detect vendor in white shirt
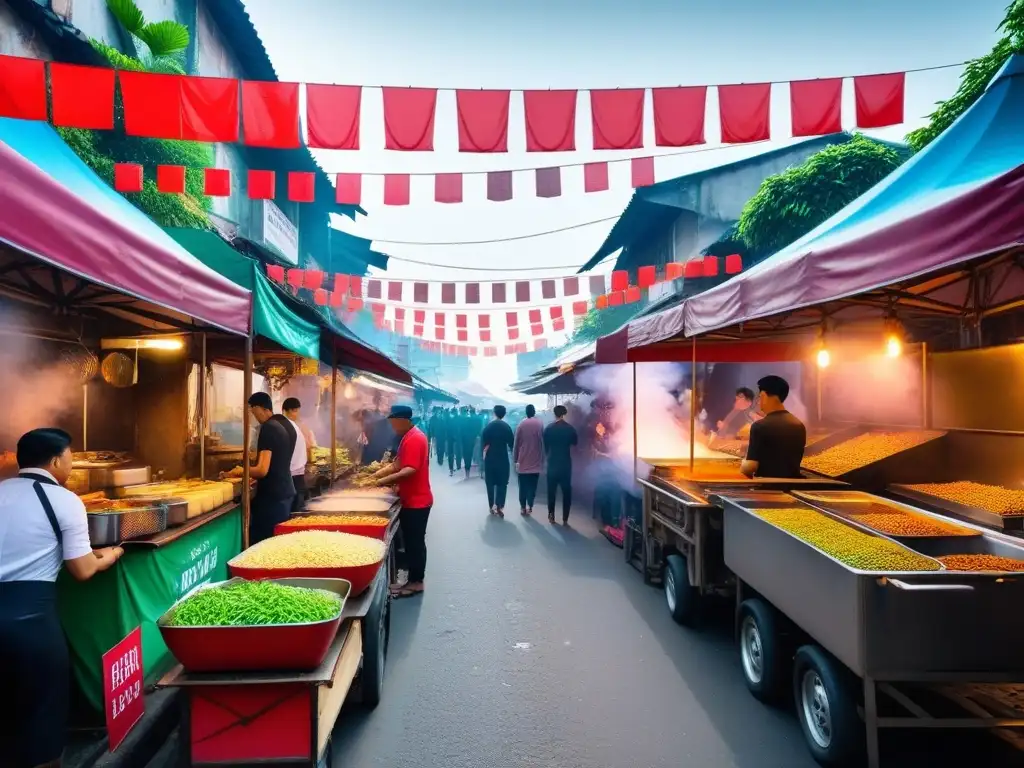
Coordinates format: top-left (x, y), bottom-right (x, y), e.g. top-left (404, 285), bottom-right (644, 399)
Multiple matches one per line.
top-left (0, 428), bottom-right (123, 768)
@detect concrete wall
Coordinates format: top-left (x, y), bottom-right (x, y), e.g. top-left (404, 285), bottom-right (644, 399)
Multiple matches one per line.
top-left (0, 1), bottom-right (53, 58)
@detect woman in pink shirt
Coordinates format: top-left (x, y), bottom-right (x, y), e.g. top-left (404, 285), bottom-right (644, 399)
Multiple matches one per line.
top-left (513, 404), bottom-right (544, 515)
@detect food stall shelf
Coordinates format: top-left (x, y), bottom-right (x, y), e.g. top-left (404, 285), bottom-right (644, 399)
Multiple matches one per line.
top-left (799, 429), bottom-right (948, 491)
top-left (791, 490), bottom-right (984, 540)
top-left (123, 503), bottom-right (241, 548)
top-left (889, 484), bottom-right (1024, 532)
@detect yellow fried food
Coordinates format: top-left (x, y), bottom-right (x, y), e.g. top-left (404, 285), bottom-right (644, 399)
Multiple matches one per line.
top-left (906, 481), bottom-right (1024, 518)
top-left (753, 507), bottom-right (940, 572)
top-left (232, 530), bottom-right (385, 569)
top-left (278, 514), bottom-right (388, 528)
top-left (937, 554), bottom-right (1024, 572)
top-left (802, 431), bottom-right (944, 476)
top-left (833, 503), bottom-right (978, 538)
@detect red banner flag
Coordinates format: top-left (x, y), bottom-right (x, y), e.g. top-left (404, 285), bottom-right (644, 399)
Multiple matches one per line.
top-left (287, 269), bottom-right (305, 289)
top-left (572, 301), bottom-right (588, 316)
top-left (541, 280), bottom-right (556, 299)
top-left (384, 174), bottom-right (411, 205)
top-left (441, 283), bottom-right (456, 304)
top-left (515, 281), bottom-right (531, 302)
top-left (456, 89), bottom-right (510, 152)
top-left (719, 83), bottom-right (771, 144)
top-left (725, 253), bottom-right (743, 274)
top-left (465, 283), bottom-right (480, 303)
top-left (590, 88), bottom-right (644, 150)
top-left (314, 289), bottom-right (328, 306)
top-left (413, 283), bottom-right (428, 303)
top-left (435, 173), bottom-right (463, 204)
top-left (611, 270), bottom-right (629, 292)
top-left (114, 163), bottom-right (143, 193)
top-left (266, 265), bottom-right (285, 283)
top-left (665, 262), bottom-right (684, 281)
top-left (388, 281), bottom-right (403, 301)
top-left (854, 72), bottom-right (905, 128)
top-left (631, 156), bottom-right (656, 188)
top-left (506, 311), bottom-right (518, 328)
top-left (530, 323), bottom-right (543, 337)
top-left (535, 167), bottom-right (562, 198)
top-left (456, 314), bottom-right (468, 328)
top-left (334, 274), bottom-right (350, 295)
top-left (156, 165), bottom-right (185, 194)
top-left (652, 86), bottom-right (706, 147)
top-left (247, 169), bottom-right (275, 200)
top-left (637, 265), bottom-right (657, 288)
top-left (306, 84), bottom-right (361, 150)
top-left (288, 171), bottom-right (315, 203)
top-left (487, 171), bottom-right (513, 202)
top-left (478, 314), bottom-right (491, 329)
top-left (305, 270), bottom-right (324, 290)
top-left (383, 87), bottom-right (437, 151)
top-left (528, 308), bottom-right (542, 324)
top-left (524, 90), bottom-right (577, 152)
top-left (625, 285), bottom-right (641, 303)
top-left (703, 255), bottom-right (719, 277)
top-left (790, 78), bottom-right (842, 137)
top-left (0, 55), bottom-right (47, 120)
top-left (242, 81), bottom-right (300, 148)
top-left (182, 76), bottom-right (238, 142)
top-left (584, 162), bottom-right (609, 193)
top-left (563, 277), bottom-right (579, 296)
top-left (492, 283), bottom-right (507, 303)
top-left (684, 260), bottom-right (703, 279)
top-left (50, 63), bottom-right (115, 130)
top-left (608, 291), bottom-right (624, 307)
top-left (366, 278), bottom-right (381, 298)
top-left (119, 71), bottom-right (182, 139)
top-left (336, 173), bottom-right (362, 205)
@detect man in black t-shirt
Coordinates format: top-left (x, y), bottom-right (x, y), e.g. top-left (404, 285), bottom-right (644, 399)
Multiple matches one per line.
top-left (543, 405), bottom-right (579, 525)
top-left (247, 392), bottom-right (297, 544)
top-left (741, 375), bottom-right (806, 479)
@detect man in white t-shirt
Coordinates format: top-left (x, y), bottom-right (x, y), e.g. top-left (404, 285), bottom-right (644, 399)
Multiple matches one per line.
top-left (278, 397), bottom-right (308, 512)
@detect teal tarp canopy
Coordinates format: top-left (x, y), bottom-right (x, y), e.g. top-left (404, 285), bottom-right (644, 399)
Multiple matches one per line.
top-left (164, 228), bottom-right (319, 359)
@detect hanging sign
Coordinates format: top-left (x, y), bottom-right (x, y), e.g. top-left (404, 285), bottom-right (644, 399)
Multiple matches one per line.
top-left (102, 626), bottom-right (145, 751)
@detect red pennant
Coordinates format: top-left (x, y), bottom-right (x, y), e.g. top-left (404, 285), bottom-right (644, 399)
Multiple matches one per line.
top-left (413, 325), bottom-right (425, 337)
top-left (204, 168), bottom-right (231, 197)
top-left (435, 173), bottom-right (463, 204)
top-left (336, 174), bottom-right (362, 205)
top-left (631, 156), bottom-right (656, 188)
top-left (506, 311), bottom-right (518, 328)
top-left (458, 330), bottom-right (469, 342)
top-left (306, 84), bottom-right (361, 150)
top-left (524, 90), bottom-right (577, 152)
top-left (330, 290), bottom-right (344, 307)
top-left (413, 283), bottom-right (428, 303)
top-left (625, 286), bottom-right (642, 303)
top-left (242, 81), bottom-right (300, 148)
top-left (790, 78), bottom-right (842, 137)
top-left (182, 76), bottom-right (239, 142)
top-left (247, 169), bottom-right (276, 200)
top-left (590, 89), bottom-right (644, 150)
top-left (156, 165), bottom-right (185, 194)
top-left (388, 281), bottom-right (403, 301)
top-left (114, 163), bottom-right (143, 193)
top-left (703, 255), bottom-right (719, 277)
top-left (486, 171), bottom-right (513, 202)
top-left (535, 167), bottom-right (562, 198)
top-left (287, 269), bottom-right (305, 289)
top-left (456, 89), bottom-right (510, 152)
top-left (465, 283), bottom-right (480, 303)
top-left (515, 281), bottom-right (531, 302)
top-left (313, 289), bottom-right (328, 306)
top-left (563, 277), bottom-right (579, 296)
top-left (541, 280), bottom-right (556, 299)
top-left (595, 295), bottom-right (609, 310)
top-left (684, 260), bottom-right (704, 279)
top-left (288, 171), bottom-right (316, 203)
top-left (478, 315), bottom-right (491, 329)
top-left (611, 270), bottom-right (629, 292)
top-left (0, 55), bottom-right (47, 120)
top-left (384, 174), bottom-right (411, 205)
top-left (665, 262), bottom-right (684, 281)
top-left (434, 312), bottom-right (446, 326)
top-left (266, 265), bottom-right (285, 282)
top-left (492, 283), bottom-right (507, 303)
top-left (584, 162), bottom-right (609, 193)
top-left (394, 307), bottom-right (405, 321)
top-left (440, 283), bottom-right (456, 304)
top-left (726, 253), bottom-right (743, 274)
top-left (347, 297), bottom-right (363, 312)
top-left (434, 327), bottom-right (445, 341)
top-left (652, 86), bottom-right (706, 147)
top-left (382, 87), bottom-right (436, 151)
top-left (608, 291), bottom-right (624, 307)
top-left (334, 274), bottom-right (350, 295)
top-left (589, 275), bottom-right (607, 296)
top-left (413, 309), bottom-right (426, 324)
top-left (456, 314), bottom-right (468, 328)
top-left (528, 308), bottom-right (542, 324)
top-left (719, 83), bottom-right (771, 144)
top-left (305, 271), bottom-right (324, 290)
top-left (480, 330), bottom-right (492, 342)
top-left (572, 301), bottom-right (588, 316)
top-left (349, 276), bottom-right (363, 297)
top-left (119, 71), bottom-right (182, 139)
top-left (637, 265), bottom-right (657, 288)
top-left (50, 63), bottom-right (115, 130)
top-left (553, 317), bottom-right (566, 331)
top-left (854, 73), bottom-right (905, 128)
top-left (509, 327), bottom-right (520, 340)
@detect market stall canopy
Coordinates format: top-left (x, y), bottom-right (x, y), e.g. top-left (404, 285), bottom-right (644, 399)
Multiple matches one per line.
top-left (512, 368), bottom-right (590, 396)
top-left (0, 119), bottom-right (250, 335)
top-left (616, 54), bottom-right (1024, 356)
top-left (165, 228), bottom-right (318, 359)
top-left (412, 376), bottom-right (458, 404)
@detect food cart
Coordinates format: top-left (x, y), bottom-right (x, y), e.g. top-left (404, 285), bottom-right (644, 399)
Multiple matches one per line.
top-left (597, 54), bottom-right (1024, 766)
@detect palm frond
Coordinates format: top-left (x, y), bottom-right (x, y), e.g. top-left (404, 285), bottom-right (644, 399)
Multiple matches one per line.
top-left (137, 20), bottom-right (190, 58)
top-left (105, 0), bottom-right (146, 36)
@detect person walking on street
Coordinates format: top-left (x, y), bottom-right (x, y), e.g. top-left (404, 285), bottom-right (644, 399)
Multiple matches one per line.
top-left (368, 405), bottom-right (433, 599)
top-left (447, 407), bottom-right (463, 476)
top-left (462, 406), bottom-right (481, 479)
top-left (481, 405), bottom-right (515, 517)
top-left (513, 404), bottom-right (544, 516)
top-left (543, 404), bottom-right (578, 525)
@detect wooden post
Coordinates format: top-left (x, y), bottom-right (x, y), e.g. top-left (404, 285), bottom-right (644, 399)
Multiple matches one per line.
top-left (330, 344), bottom-right (338, 484)
top-left (920, 341), bottom-right (929, 429)
top-left (199, 332), bottom-right (206, 481)
top-left (689, 336), bottom-right (697, 473)
top-left (241, 331), bottom-right (253, 550)
top-left (632, 362), bottom-right (638, 479)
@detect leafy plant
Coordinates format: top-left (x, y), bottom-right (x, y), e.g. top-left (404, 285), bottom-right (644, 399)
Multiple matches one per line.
top-left (569, 301), bottom-right (646, 345)
top-left (906, 0), bottom-right (1024, 151)
top-left (735, 135), bottom-right (906, 260)
top-left (104, 0), bottom-right (189, 74)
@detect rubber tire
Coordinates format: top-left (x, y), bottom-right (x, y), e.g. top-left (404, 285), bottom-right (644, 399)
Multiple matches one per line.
top-left (737, 598), bottom-right (786, 704)
top-left (792, 645), bottom-right (864, 767)
top-left (359, 579), bottom-right (390, 708)
top-left (664, 553), bottom-right (699, 626)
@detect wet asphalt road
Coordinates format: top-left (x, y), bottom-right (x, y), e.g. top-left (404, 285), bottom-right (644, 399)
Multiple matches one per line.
top-left (331, 466), bottom-right (817, 768)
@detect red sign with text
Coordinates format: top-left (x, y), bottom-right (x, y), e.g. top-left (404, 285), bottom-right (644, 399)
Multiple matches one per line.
top-left (102, 626), bottom-right (144, 751)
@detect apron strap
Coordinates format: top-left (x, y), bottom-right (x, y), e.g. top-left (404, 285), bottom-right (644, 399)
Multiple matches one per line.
top-left (32, 481), bottom-right (63, 549)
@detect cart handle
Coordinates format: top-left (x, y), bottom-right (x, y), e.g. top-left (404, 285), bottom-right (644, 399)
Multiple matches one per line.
top-left (882, 578), bottom-right (974, 592)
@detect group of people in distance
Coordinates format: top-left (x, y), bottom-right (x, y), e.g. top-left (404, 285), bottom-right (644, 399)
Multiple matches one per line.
top-left (427, 405), bottom-right (489, 478)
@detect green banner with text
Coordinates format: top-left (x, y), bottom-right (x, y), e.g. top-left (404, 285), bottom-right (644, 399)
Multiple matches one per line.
top-left (58, 508), bottom-right (242, 711)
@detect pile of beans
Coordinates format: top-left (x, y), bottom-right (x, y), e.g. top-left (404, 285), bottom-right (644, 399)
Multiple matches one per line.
top-left (277, 514), bottom-right (389, 530)
top-left (907, 481), bottom-right (1024, 517)
top-left (753, 507), bottom-right (940, 572)
top-left (831, 502), bottom-right (979, 538)
top-left (232, 530), bottom-right (385, 569)
top-left (802, 431), bottom-right (944, 477)
top-left (937, 554), bottom-right (1024, 572)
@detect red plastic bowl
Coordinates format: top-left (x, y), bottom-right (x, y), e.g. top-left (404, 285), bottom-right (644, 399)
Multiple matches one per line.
top-left (157, 578), bottom-right (350, 673)
top-left (273, 519), bottom-right (389, 540)
top-left (228, 558), bottom-right (384, 596)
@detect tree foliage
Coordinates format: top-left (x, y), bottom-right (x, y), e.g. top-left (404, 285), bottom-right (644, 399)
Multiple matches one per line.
top-left (735, 135), bottom-right (906, 260)
top-left (906, 1), bottom-right (1024, 151)
top-left (58, 3), bottom-right (213, 229)
top-left (570, 302), bottom-right (646, 345)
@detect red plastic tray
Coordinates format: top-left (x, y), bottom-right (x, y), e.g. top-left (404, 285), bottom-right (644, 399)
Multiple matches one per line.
top-left (273, 518), bottom-right (389, 541)
top-left (158, 577), bottom-right (350, 673)
top-left (228, 558), bottom-right (383, 596)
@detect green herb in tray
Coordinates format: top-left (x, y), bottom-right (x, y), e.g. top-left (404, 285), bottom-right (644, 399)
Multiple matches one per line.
top-left (169, 581), bottom-right (342, 627)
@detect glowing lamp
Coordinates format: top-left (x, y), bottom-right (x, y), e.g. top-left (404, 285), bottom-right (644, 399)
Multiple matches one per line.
top-left (885, 335), bottom-right (902, 358)
top-left (816, 348), bottom-right (831, 368)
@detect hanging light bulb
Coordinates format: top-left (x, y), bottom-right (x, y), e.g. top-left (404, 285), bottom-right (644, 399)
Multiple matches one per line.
top-left (885, 335), bottom-right (902, 358)
top-left (816, 347), bottom-right (831, 368)
top-left (343, 382), bottom-right (356, 399)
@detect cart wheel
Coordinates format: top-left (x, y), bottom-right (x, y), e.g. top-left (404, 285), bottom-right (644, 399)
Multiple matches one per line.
top-left (360, 581), bottom-right (389, 708)
top-left (792, 645), bottom-right (863, 767)
top-left (737, 598), bottom-right (785, 704)
top-left (664, 553), bottom-right (699, 626)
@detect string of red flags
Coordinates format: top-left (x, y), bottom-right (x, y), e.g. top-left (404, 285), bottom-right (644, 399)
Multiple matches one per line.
top-left (1, 54), bottom-right (920, 152)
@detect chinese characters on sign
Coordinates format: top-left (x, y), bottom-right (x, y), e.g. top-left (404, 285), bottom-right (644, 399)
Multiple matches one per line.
top-left (102, 626), bottom-right (144, 751)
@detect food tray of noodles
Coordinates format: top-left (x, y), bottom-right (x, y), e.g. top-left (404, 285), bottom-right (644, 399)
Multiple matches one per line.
top-left (274, 513), bottom-right (391, 540)
top-left (791, 490), bottom-right (982, 539)
top-left (158, 577), bottom-right (349, 672)
top-left (801, 430), bottom-right (946, 478)
top-left (890, 481), bottom-right (1024, 532)
top-left (86, 501), bottom-right (168, 546)
top-left (305, 494), bottom-right (397, 514)
top-left (228, 530), bottom-right (387, 595)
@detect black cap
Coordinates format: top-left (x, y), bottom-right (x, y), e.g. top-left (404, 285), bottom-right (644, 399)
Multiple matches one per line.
top-left (387, 405), bottom-right (414, 420)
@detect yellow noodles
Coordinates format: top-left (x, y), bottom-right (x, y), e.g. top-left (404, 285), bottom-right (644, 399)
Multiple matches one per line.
top-left (233, 530), bottom-right (385, 569)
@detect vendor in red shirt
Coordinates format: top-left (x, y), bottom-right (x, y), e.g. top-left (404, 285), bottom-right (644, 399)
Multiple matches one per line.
top-left (369, 405), bottom-right (433, 599)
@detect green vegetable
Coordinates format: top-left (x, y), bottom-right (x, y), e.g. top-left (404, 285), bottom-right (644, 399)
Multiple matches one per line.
top-left (169, 581), bottom-right (342, 627)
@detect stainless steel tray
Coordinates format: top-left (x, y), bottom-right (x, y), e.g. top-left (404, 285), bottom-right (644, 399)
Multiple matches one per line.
top-left (889, 483), bottom-right (1024, 532)
top-left (87, 504), bottom-right (168, 546)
